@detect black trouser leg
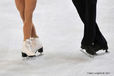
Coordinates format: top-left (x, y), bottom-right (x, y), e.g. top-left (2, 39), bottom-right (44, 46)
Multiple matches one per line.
top-left (82, 0), bottom-right (97, 46)
top-left (72, 0), bottom-right (97, 46)
top-left (72, 0), bottom-right (97, 55)
top-left (72, 0), bottom-right (108, 50)
top-left (72, 0), bottom-right (86, 23)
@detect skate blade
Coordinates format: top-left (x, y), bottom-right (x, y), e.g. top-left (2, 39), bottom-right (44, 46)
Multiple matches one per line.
top-left (96, 51), bottom-right (110, 56)
top-left (80, 49), bottom-right (94, 58)
top-left (22, 52), bottom-right (36, 57)
top-left (38, 53), bottom-right (44, 56)
top-left (22, 54), bottom-right (44, 60)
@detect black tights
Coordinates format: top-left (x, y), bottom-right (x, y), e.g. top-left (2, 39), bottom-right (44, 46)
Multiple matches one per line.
top-left (72, 0), bottom-right (107, 46)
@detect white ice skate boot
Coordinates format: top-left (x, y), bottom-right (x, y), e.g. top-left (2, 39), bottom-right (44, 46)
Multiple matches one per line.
top-left (22, 39), bottom-right (36, 57)
top-left (31, 38), bottom-right (43, 54)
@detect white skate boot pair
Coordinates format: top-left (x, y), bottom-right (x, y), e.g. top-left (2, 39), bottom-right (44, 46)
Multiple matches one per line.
top-left (22, 38), bottom-right (43, 57)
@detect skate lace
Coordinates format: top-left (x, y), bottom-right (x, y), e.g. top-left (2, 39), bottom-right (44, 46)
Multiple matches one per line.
top-left (24, 40), bottom-right (33, 53)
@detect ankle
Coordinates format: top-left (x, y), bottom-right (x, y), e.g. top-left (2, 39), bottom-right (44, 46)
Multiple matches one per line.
top-left (31, 35), bottom-right (39, 38)
top-left (24, 37), bottom-right (31, 41)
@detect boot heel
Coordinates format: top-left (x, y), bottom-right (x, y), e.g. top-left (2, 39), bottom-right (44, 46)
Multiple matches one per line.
top-left (38, 47), bottom-right (43, 53)
top-left (22, 52), bottom-right (27, 57)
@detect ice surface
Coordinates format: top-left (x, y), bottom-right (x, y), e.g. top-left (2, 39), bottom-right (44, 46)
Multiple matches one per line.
top-left (0, 0), bottom-right (114, 76)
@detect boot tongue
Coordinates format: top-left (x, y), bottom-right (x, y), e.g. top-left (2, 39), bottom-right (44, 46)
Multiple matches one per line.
top-left (24, 39), bottom-right (32, 48)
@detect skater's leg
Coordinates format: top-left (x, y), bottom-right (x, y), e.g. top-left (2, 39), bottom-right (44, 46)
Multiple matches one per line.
top-left (72, 0), bottom-right (97, 45)
top-left (15, 0), bottom-right (38, 40)
top-left (72, 0), bottom-right (86, 23)
top-left (15, 0), bottom-right (25, 22)
top-left (31, 24), bottom-right (38, 38)
top-left (15, 0), bottom-right (38, 57)
top-left (72, 0), bottom-right (97, 55)
top-left (24, 0), bottom-right (43, 54)
top-left (72, 0), bottom-right (97, 46)
top-left (81, 0), bottom-right (97, 46)
top-left (23, 0), bottom-right (37, 40)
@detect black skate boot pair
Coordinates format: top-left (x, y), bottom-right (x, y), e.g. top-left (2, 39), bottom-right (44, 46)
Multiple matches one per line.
top-left (81, 43), bottom-right (108, 56)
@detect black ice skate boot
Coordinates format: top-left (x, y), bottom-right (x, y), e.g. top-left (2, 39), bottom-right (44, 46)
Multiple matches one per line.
top-left (93, 43), bottom-right (108, 53)
top-left (81, 45), bottom-right (97, 55)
